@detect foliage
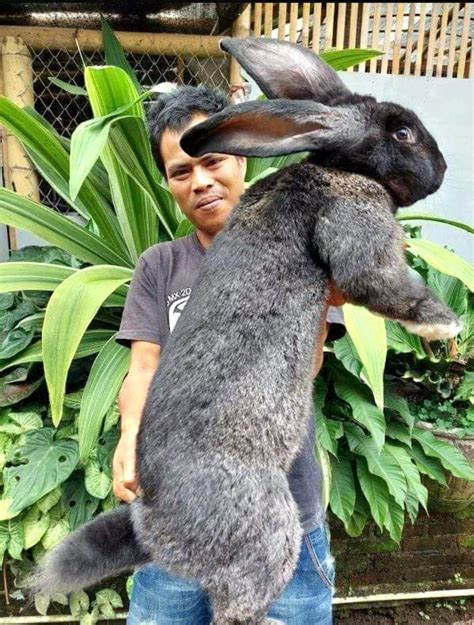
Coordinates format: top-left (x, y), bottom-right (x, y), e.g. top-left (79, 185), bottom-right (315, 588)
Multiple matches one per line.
top-left (0, 20), bottom-right (471, 618)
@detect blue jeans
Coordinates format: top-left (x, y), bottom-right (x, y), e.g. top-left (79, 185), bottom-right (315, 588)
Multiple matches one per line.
top-left (127, 522), bottom-right (335, 624)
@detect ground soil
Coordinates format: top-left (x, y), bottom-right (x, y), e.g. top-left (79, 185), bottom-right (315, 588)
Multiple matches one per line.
top-left (334, 598), bottom-right (473, 625)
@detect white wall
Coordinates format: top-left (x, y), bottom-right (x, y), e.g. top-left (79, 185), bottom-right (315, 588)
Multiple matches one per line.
top-left (244, 69), bottom-right (473, 262)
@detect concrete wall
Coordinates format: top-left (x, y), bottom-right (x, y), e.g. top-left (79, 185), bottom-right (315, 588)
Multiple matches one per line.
top-left (244, 69), bottom-right (473, 263)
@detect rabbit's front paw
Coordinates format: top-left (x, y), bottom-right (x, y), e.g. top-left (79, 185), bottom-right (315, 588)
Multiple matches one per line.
top-left (400, 319), bottom-right (463, 340)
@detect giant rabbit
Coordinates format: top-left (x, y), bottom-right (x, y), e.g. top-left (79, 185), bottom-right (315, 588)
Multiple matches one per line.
top-left (31, 38), bottom-right (461, 625)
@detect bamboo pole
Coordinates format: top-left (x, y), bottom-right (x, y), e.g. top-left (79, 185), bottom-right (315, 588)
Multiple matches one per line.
top-left (436, 3), bottom-right (450, 77)
top-left (381, 3), bottom-right (394, 74)
top-left (457, 3), bottom-right (471, 78)
top-left (392, 3), bottom-right (405, 75)
top-left (229, 4), bottom-right (251, 90)
top-left (403, 2), bottom-right (417, 75)
top-left (263, 3), bottom-right (274, 38)
top-left (324, 3), bottom-right (335, 50)
top-left (0, 26), bottom-right (223, 57)
top-left (289, 3), bottom-right (299, 42)
top-left (425, 2), bottom-right (440, 77)
top-left (446, 3), bottom-right (459, 78)
top-left (346, 3), bottom-right (359, 72)
top-left (253, 3), bottom-right (263, 37)
top-left (414, 3), bottom-right (428, 76)
top-left (0, 36), bottom-right (40, 251)
top-left (370, 3), bottom-right (382, 73)
top-left (301, 3), bottom-right (311, 47)
top-left (278, 3), bottom-right (287, 40)
top-left (335, 3), bottom-right (347, 50)
top-left (358, 2), bottom-right (370, 73)
top-left (312, 3), bottom-right (322, 52)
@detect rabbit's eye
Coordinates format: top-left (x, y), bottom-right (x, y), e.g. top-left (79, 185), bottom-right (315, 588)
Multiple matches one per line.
top-left (393, 127), bottom-right (414, 143)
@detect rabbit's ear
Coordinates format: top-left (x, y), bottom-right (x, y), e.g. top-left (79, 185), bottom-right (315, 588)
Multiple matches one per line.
top-left (181, 100), bottom-right (362, 158)
top-left (220, 37), bottom-right (351, 104)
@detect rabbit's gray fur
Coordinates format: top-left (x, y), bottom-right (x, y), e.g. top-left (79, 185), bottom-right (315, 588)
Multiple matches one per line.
top-left (31, 38), bottom-right (461, 624)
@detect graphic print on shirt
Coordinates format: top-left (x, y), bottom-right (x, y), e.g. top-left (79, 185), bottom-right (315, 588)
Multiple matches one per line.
top-left (167, 287), bottom-right (192, 332)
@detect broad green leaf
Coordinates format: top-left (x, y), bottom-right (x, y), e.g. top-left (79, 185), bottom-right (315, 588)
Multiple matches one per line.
top-left (42, 516), bottom-right (70, 551)
top-left (78, 335), bottom-right (130, 463)
top-left (408, 441), bottom-right (447, 486)
top-left (96, 588), bottom-right (124, 610)
top-left (329, 449), bottom-right (355, 526)
top-left (0, 97), bottom-right (127, 255)
top-left (321, 48), bottom-right (384, 71)
top-left (42, 265), bottom-right (132, 425)
top-left (0, 518), bottom-right (24, 560)
top-left (384, 381), bottom-right (414, 430)
top-left (333, 370), bottom-right (385, 451)
top-left (427, 269), bottom-right (468, 317)
top-left (385, 443), bottom-right (428, 515)
top-left (355, 456), bottom-right (390, 531)
top-left (0, 189), bottom-right (131, 267)
top-left (0, 329), bottom-right (115, 372)
top-left (412, 428), bottom-right (474, 480)
top-left (37, 488), bottom-right (62, 514)
top-left (85, 458), bottom-right (112, 499)
top-left (313, 378), bottom-right (339, 457)
top-left (344, 488), bottom-right (370, 537)
top-left (386, 422), bottom-right (412, 447)
top-left (34, 593), bottom-right (50, 616)
top-left (70, 590), bottom-right (90, 618)
top-left (101, 16), bottom-right (141, 92)
top-left (407, 239), bottom-right (474, 291)
top-left (386, 320), bottom-right (425, 358)
top-left (455, 371), bottom-right (474, 404)
top-left (344, 423), bottom-right (407, 507)
top-left (3, 429), bottom-right (79, 515)
top-left (342, 304), bottom-right (386, 409)
top-left (334, 335), bottom-right (363, 379)
top-left (384, 497), bottom-right (405, 544)
top-left (397, 210), bottom-right (474, 234)
top-left (0, 411), bottom-right (43, 435)
top-left (22, 505), bottom-right (50, 549)
top-left (0, 327), bottom-right (34, 359)
top-left (62, 472), bottom-right (100, 530)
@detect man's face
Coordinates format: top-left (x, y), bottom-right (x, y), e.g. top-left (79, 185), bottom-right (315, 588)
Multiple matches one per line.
top-left (160, 113), bottom-right (246, 236)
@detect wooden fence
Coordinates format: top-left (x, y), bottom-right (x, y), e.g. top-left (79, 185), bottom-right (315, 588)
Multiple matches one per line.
top-left (251, 3), bottom-right (473, 78)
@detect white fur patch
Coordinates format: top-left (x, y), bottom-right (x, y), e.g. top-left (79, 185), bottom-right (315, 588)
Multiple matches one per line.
top-left (400, 320), bottom-right (463, 340)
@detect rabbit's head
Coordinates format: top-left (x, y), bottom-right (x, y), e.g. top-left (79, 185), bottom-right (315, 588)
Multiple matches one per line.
top-left (181, 38), bottom-right (447, 208)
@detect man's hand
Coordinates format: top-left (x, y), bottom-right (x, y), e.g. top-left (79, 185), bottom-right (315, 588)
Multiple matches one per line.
top-left (112, 428), bottom-right (140, 503)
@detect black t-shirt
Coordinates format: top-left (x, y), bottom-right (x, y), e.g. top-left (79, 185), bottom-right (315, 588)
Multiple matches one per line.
top-left (116, 232), bottom-right (345, 533)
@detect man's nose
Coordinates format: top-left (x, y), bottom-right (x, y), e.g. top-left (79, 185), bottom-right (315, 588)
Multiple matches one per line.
top-left (192, 167), bottom-right (214, 192)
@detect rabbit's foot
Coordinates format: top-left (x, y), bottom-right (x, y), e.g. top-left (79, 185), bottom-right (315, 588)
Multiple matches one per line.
top-left (400, 319), bottom-right (463, 340)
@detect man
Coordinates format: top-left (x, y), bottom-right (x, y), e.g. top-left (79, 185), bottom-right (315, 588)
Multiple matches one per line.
top-left (115, 85), bottom-right (345, 625)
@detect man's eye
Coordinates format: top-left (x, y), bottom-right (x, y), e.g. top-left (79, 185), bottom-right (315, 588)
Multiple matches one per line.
top-left (172, 171), bottom-right (189, 180)
top-left (207, 157), bottom-right (224, 167)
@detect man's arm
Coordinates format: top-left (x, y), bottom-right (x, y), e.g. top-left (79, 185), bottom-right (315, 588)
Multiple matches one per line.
top-left (112, 340), bottom-right (161, 503)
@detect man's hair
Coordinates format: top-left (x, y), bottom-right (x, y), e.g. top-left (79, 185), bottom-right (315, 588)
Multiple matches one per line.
top-left (148, 85), bottom-right (228, 175)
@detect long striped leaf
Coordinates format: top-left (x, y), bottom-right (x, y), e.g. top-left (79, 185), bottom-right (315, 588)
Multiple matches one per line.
top-left (0, 262), bottom-right (127, 307)
top-left (407, 238), bottom-right (473, 291)
top-left (329, 448), bottom-right (355, 525)
top-left (397, 211), bottom-right (473, 234)
top-left (85, 66), bottom-right (160, 261)
top-left (0, 189), bottom-right (132, 267)
top-left (321, 48), bottom-right (384, 71)
top-left (342, 304), bottom-right (387, 410)
top-left (101, 16), bottom-right (142, 93)
top-left (0, 330), bottom-right (114, 372)
top-left (42, 266), bottom-right (133, 426)
top-left (78, 334), bottom-right (131, 463)
top-left (355, 456), bottom-right (390, 531)
top-left (0, 96), bottom-right (127, 255)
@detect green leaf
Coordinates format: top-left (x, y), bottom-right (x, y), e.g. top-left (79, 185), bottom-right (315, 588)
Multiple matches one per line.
top-left (385, 444), bottom-right (428, 515)
top-left (0, 189), bottom-right (131, 267)
top-left (344, 423), bottom-right (407, 507)
top-left (342, 304), bottom-right (386, 409)
top-left (386, 422), bottom-right (412, 447)
top-left (70, 590), bottom-right (90, 618)
top-left (321, 48), bottom-right (384, 71)
top-left (22, 505), bottom-right (50, 549)
top-left (384, 381), bottom-right (414, 430)
top-left (96, 588), bottom-right (124, 610)
top-left (34, 593), bottom-right (50, 616)
top-left (408, 441), bottom-right (447, 486)
top-left (101, 16), bottom-right (142, 93)
top-left (313, 378), bottom-right (339, 458)
top-left (397, 210), bottom-right (474, 234)
top-left (0, 97), bottom-right (127, 256)
top-left (455, 372), bottom-right (474, 404)
top-left (333, 370), bottom-right (386, 451)
top-left (386, 320), bottom-right (425, 358)
top-left (37, 488), bottom-right (62, 514)
top-left (78, 335), bottom-right (130, 462)
top-left (0, 329), bottom-right (115, 372)
top-left (412, 428), bottom-right (474, 480)
top-left (42, 516), bottom-right (70, 551)
top-left (427, 269), bottom-right (468, 317)
top-left (344, 488), bottom-right (370, 537)
top-left (85, 458), bottom-right (112, 499)
top-left (62, 472), bottom-right (100, 530)
top-left (4, 429), bottom-right (79, 515)
top-left (329, 448), bottom-right (355, 525)
top-left (0, 518), bottom-right (24, 560)
top-left (48, 77), bottom-right (88, 96)
top-left (355, 456), bottom-right (390, 531)
top-left (334, 334), bottom-right (363, 379)
top-left (384, 497), bottom-right (405, 544)
top-left (174, 219), bottom-right (196, 239)
top-left (0, 411), bottom-right (43, 435)
top-left (406, 239), bottom-right (474, 291)
top-left (42, 265), bottom-right (132, 425)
